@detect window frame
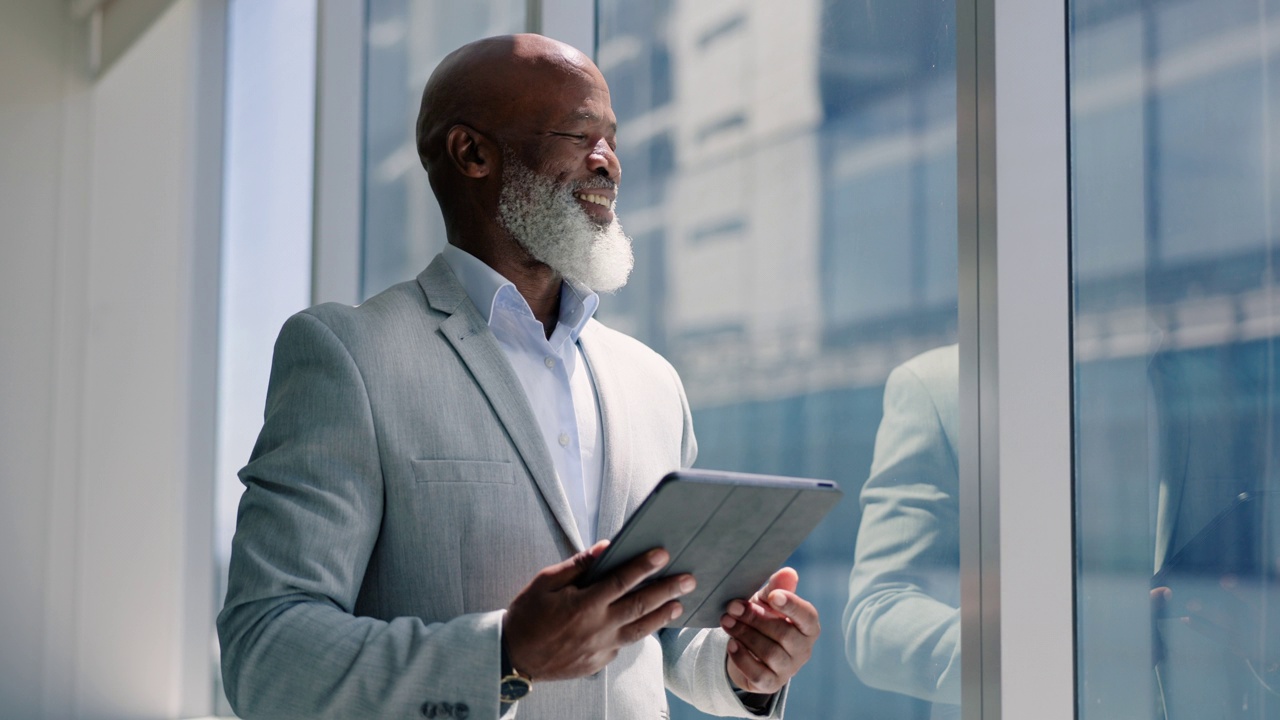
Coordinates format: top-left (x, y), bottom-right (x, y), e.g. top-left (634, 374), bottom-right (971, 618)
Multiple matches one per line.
top-left (958, 0), bottom-right (1075, 718)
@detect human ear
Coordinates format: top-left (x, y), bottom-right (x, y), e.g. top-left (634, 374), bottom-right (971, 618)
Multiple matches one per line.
top-left (444, 124), bottom-right (494, 179)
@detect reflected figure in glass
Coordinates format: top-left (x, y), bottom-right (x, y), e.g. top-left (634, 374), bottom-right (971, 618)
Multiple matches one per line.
top-left (1069, 0), bottom-right (1280, 716)
top-left (844, 345), bottom-right (960, 720)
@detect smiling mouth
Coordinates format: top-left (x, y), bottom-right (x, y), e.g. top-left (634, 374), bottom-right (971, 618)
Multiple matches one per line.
top-left (574, 192), bottom-right (614, 209)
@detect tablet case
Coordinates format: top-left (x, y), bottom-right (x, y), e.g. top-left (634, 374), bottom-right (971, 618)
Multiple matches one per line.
top-left (1146, 489), bottom-right (1280, 679)
top-left (579, 469), bottom-right (842, 628)
top-left (1151, 491), bottom-right (1278, 635)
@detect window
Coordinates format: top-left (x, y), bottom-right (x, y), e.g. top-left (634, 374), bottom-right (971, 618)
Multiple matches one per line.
top-left (596, 2), bottom-right (961, 717)
top-left (360, 0), bottom-right (526, 298)
top-left (1069, 0), bottom-right (1280, 717)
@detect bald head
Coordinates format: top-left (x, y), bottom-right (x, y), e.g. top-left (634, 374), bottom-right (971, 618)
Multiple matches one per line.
top-left (416, 34), bottom-right (603, 178)
top-left (412, 34), bottom-right (623, 288)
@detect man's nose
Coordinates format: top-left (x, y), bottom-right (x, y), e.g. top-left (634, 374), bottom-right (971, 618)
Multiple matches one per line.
top-left (586, 141), bottom-right (619, 181)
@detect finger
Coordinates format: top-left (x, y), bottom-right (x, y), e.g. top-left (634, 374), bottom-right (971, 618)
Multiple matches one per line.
top-left (756, 567), bottom-right (799, 599)
top-left (759, 589), bottom-right (820, 638)
top-left (1150, 586), bottom-right (1172, 618)
top-left (618, 599), bottom-right (685, 645)
top-left (585, 547), bottom-right (670, 603)
top-left (725, 595), bottom-right (784, 631)
top-left (1181, 613), bottom-right (1252, 660)
top-left (723, 601), bottom-right (803, 655)
top-left (726, 637), bottom-right (782, 694)
top-left (727, 599), bottom-right (793, 661)
top-left (729, 588), bottom-right (820, 644)
top-left (746, 567), bottom-right (799, 620)
top-left (535, 540), bottom-right (611, 589)
top-left (610, 573), bottom-right (695, 624)
top-left (1182, 590), bottom-right (1248, 634)
top-left (1219, 574), bottom-right (1261, 617)
top-left (721, 594), bottom-right (819, 661)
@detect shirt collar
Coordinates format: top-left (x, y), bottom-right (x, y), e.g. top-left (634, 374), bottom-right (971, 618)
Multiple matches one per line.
top-left (441, 243), bottom-right (599, 343)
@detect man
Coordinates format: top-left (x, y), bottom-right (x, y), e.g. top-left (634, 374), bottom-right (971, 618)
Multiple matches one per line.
top-left (217, 34), bottom-right (818, 719)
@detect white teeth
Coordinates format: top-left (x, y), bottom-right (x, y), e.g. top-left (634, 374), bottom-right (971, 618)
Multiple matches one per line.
top-left (576, 193), bottom-right (612, 208)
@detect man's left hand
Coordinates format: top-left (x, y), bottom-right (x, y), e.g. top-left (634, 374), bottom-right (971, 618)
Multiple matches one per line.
top-left (720, 567), bottom-right (819, 695)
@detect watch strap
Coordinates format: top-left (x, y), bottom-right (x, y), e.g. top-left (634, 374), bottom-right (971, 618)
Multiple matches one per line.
top-left (499, 636), bottom-right (533, 703)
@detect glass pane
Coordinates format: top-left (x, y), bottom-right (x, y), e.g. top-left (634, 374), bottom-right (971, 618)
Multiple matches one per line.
top-left (1069, 0), bottom-right (1280, 717)
top-left (595, 1), bottom-right (959, 717)
top-left (360, 0), bottom-right (526, 299)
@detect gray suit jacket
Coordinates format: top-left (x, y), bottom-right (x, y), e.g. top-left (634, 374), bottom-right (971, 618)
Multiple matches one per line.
top-left (218, 256), bottom-right (775, 719)
top-left (843, 345), bottom-right (960, 713)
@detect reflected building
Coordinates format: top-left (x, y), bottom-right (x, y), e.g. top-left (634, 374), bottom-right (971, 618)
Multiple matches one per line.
top-left (361, 0), bottom-right (527, 295)
top-left (595, 1), bottom-right (959, 718)
top-left (597, 0), bottom-right (958, 405)
top-left (1070, 0), bottom-right (1280, 717)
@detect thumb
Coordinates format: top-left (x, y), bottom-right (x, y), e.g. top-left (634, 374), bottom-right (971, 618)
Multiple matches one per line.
top-left (756, 567), bottom-right (799, 608)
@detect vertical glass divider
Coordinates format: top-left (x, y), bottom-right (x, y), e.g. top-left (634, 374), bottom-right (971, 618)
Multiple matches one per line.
top-left (526, 0), bottom-right (543, 34)
top-left (537, 0), bottom-right (594, 56)
top-left (956, 0), bottom-right (985, 715)
top-left (960, 1), bottom-right (1075, 718)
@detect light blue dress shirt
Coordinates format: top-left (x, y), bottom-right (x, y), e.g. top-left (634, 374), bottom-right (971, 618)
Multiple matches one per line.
top-left (441, 243), bottom-right (605, 547)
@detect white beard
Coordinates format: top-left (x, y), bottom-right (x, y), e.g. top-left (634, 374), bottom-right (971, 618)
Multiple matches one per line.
top-left (497, 151), bottom-right (634, 293)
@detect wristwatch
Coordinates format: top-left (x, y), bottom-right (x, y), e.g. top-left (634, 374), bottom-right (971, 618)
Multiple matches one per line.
top-left (499, 642), bottom-right (533, 703)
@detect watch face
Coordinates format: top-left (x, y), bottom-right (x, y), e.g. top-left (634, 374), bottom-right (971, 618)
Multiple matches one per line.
top-left (500, 676), bottom-right (531, 702)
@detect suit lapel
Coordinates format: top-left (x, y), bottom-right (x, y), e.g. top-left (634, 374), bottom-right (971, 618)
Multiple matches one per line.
top-left (419, 257), bottom-right (585, 552)
top-left (580, 323), bottom-right (634, 542)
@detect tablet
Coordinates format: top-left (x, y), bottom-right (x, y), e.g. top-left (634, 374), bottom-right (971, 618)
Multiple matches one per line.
top-left (577, 469), bottom-right (843, 628)
top-left (1152, 490), bottom-right (1277, 618)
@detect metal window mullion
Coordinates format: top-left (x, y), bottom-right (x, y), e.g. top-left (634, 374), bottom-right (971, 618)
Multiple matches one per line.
top-left (312, 0), bottom-right (365, 306)
top-left (960, 1), bottom-right (1075, 719)
top-left (534, 0), bottom-right (595, 58)
top-left (182, 3), bottom-right (230, 715)
top-left (957, 0), bottom-right (986, 714)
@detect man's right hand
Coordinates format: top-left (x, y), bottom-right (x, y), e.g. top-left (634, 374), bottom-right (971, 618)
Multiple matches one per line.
top-left (503, 540), bottom-right (695, 681)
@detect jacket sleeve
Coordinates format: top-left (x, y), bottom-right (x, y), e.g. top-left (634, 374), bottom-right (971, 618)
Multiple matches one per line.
top-left (216, 310), bottom-right (505, 720)
top-left (661, 627), bottom-right (787, 717)
top-left (842, 356), bottom-right (961, 704)
top-left (659, 362), bottom-right (786, 718)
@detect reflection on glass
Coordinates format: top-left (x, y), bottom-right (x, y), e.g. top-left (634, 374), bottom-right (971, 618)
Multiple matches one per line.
top-left (361, 0), bottom-right (525, 299)
top-left (595, 1), bottom-right (957, 717)
top-left (846, 345), bottom-right (960, 719)
top-left (1070, 0), bottom-right (1280, 718)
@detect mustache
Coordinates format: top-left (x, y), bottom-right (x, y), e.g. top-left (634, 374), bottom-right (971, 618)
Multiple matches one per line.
top-left (570, 175), bottom-right (618, 193)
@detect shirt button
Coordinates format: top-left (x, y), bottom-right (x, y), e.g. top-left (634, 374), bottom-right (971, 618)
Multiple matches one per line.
top-left (558, 433), bottom-right (571, 447)
top-left (544, 356), bottom-right (556, 368)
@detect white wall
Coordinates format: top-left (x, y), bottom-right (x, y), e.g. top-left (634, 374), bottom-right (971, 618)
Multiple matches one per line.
top-left (0, 1), bottom-right (225, 717)
top-left (0, 2), bottom-right (85, 715)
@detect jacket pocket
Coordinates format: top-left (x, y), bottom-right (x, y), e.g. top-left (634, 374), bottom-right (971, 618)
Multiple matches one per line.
top-left (410, 458), bottom-right (514, 484)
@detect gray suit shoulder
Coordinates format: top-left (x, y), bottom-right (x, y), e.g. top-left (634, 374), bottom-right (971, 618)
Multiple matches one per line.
top-left (896, 343), bottom-right (957, 384)
top-left (286, 280), bottom-right (442, 343)
top-left (889, 344), bottom-right (959, 456)
top-left (894, 345), bottom-right (958, 401)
